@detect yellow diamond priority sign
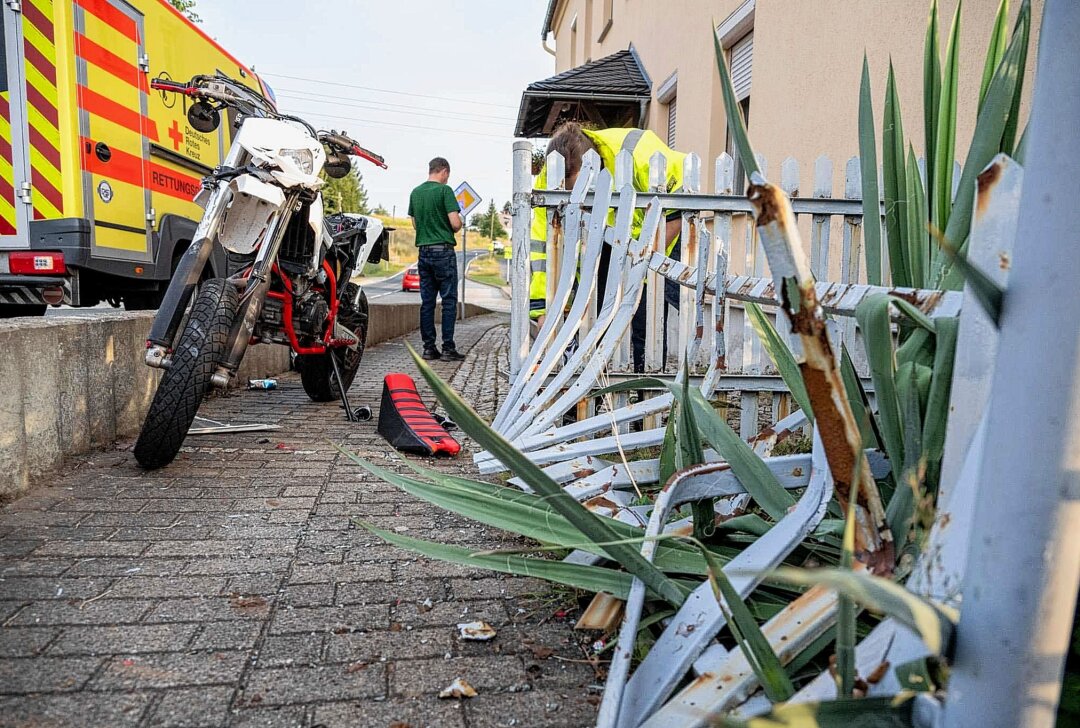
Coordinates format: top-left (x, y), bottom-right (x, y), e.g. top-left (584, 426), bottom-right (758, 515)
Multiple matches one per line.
top-left (454, 181), bottom-right (482, 217)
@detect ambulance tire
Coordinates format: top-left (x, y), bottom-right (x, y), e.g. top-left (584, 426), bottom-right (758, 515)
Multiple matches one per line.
top-left (298, 288), bottom-right (369, 402)
top-left (133, 279), bottom-right (238, 469)
top-left (0, 304), bottom-right (46, 318)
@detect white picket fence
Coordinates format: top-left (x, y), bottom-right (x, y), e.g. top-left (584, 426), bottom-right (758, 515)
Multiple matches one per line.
top-left (506, 142), bottom-right (961, 436)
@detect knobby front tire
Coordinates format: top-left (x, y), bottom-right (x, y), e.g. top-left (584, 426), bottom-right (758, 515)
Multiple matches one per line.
top-left (133, 278), bottom-right (238, 469)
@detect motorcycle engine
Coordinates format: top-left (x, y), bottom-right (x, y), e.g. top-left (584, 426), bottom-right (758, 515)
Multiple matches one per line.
top-left (293, 292), bottom-right (329, 340)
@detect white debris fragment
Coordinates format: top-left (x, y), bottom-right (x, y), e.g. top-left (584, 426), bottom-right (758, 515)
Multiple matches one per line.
top-left (457, 621), bottom-right (497, 641)
top-left (438, 678), bottom-right (477, 699)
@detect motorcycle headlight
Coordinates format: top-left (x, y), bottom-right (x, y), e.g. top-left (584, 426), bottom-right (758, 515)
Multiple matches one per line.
top-left (279, 148), bottom-right (314, 175)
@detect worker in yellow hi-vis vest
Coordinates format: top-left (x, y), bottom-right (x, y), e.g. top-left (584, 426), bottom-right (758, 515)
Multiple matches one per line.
top-left (531, 122), bottom-right (686, 372)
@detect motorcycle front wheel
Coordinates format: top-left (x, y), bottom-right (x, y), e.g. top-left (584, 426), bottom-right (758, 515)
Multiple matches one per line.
top-left (133, 278), bottom-right (239, 469)
top-left (297, 287), bottom-right (369, 402)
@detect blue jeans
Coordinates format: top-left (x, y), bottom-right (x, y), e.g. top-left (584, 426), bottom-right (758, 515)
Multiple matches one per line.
top-left (418, 245), bottom-right (458, 350)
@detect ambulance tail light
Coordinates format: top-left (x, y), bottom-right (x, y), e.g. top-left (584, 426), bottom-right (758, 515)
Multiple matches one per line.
top-left (9, 251), bottom-right (67, 275)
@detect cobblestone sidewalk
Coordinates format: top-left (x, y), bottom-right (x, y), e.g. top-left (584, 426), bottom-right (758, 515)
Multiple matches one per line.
top-left (0, 314), bottom-right (599, 728)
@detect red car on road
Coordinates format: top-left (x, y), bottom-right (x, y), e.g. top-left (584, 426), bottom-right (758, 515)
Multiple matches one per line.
top-left (401, 265), bottom-right (420, 292)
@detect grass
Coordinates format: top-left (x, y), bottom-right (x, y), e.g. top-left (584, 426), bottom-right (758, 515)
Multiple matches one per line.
top-left (466, 253), bottom-right (507, 289)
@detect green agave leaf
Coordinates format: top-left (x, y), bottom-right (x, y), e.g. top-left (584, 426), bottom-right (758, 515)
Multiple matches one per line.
top-left (895, 656), bottom-right (948, 693)
top-left (890, 295), bottom-right (936, 335)
top-left (882, 62), bottom-right (910, 289)
top-left (713, 22), bottom-right (759, 183)
top-left (938, 9), bottom-right (1027, 288)
top-left (659, 408), bottom-right (678, 486)
top-left (678, 367), bottom-right (714, 540)
top-left (979, 0), bottom-right (1010, 113)
top-left (840, 343), bottom-right (882, 452)
top-left (1001, 0), bottom-right (1031, 155)
top-left (714, 513), bottom-right (773, 537)
top-left (770, 567), bottom-right (958, 655)
top-left (370, 450), bottom-right (737, 574)
top-left (858, 55), bottom-right (884, 286)
top-left (407, 345), bottom-right (687, 608)
top-left (924, 0), bottom-right (942, 196)
top-left (905, 146), bottom-right (930, 288)
top-left (932, 0), bottom-right (962, 235)
top-left (696, 540), bottom-right (795, 703)
top-left (921, 316), bottom-right (958, 470)
top-left (895, 327), bottom-right (934, 370)
top-left (716, 695), bottom-right (917, 728)
top-left (889, 362), bottom-right (928, 554)
top-left (1014, 122), bottom-right (1029, 164)
top-left (594, 377), bottom-right (798, 521)
top-left (746, 302), bottom-right (814, 422)
top-left (938, 241), bottom-right (1004, 325)
top-left (359, 521), bottom-right (640, 598)
top-left (855, 294), bottom-right (905, 474)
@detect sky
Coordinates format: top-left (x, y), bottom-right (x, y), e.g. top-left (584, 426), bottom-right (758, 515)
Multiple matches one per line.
top-left (197, 0), bottom-right (554, 216)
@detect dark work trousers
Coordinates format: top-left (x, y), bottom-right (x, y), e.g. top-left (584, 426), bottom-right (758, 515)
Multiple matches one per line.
top-left (596, 236), bottom-right (681, 373)
top-left (418, 244), bottom-right (458, 351)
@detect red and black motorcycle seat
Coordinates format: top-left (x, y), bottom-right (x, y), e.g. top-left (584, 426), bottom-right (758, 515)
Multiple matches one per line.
top-left (376, 373), bottom-right (461, 457)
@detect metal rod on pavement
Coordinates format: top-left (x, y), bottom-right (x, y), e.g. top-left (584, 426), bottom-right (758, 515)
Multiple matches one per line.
top-left (943, 2), bottom-right (1080, 724)
top-left (509, 141), bottom-right (532, 377)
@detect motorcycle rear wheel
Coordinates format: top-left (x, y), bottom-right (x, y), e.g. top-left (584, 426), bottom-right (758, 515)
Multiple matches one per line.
top-left (133, 278), bottom-right (238, 469)
top-left (298, 287), bottom-right (369, 402)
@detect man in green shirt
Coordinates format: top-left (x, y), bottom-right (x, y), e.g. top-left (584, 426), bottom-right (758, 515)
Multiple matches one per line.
top-left (408, 157), bottom-right (465, 361)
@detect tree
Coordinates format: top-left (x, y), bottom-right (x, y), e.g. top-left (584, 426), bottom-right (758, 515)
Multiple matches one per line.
top-left (169, 0), bottom-right (200, 23)
top-left (372, 204), bottom-right (389, 216)
top-left (470, 200), bottom-right (507, 240)
top-left (321, 162), bottom-right (370, 215)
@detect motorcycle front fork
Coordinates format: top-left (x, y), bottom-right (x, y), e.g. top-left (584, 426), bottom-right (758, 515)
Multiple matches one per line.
top-left (210, 194), bottom-right (300, 388)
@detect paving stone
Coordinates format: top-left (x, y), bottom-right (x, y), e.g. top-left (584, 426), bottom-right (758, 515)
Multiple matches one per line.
top-left (257, 634), bottom-right (323, 668)
top-left (1, 558), bottom-right (77, 577)
top-left (181, 556), bottom-right (291, 576)
top-left (107, 575), bottom-right (230, 599)
top-left (32, 540), bottom-right (148, 557)
top-left (144, 596), bottom-right (272, 623)
top-left (323, 626), bottom-right (454, 664)
top-left (7, 598), bottom-right (154, 626)
top-left (269, 605), bottom-right (388, 635)
top-left (392, 599), bottom-right (507, 629)
top-left (240, 663), bottom-right (386, 706)
top-left (0, 655), bottom-right (101, 693)
top-left (464, 689), bottom-right (598, 728)
top-left (47, 624), bottom-right (197, 656)
top-left (287, 562), bottom-right (394, 585)
top-left (313, 697), bottom-right (466, 728)
top-left (145, 685), bottom-right (235, 727)
top-left (191, 621), bottom-right (263, 651)
top-left (0, 576), bottom-right (112, 600)
top-left (0, 626), bottom-right (59, 656)
top-left (280, 583), bottom-right (335, 608)
top-left (64, 557), bottom-right (190, 577)
top-left (90, 651), bottom-right (248, 690)
top-left (336, 577), bottom-right (447, 605)
top-left (0, 692), bottom-right (150, 727)
top-left (388, 655), bottom-right (526, 698)
top-left (229, 705), bottom-right (307, 728)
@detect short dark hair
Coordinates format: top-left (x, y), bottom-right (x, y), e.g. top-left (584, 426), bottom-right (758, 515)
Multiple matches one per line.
top-left (547, 122), bottom-right (596, 179)
top-left (429, 157), bottom-right (450, 174)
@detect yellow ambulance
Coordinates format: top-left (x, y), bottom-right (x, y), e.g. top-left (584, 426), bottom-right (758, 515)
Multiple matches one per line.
top-left (0, 0), bottom-right (269, 315)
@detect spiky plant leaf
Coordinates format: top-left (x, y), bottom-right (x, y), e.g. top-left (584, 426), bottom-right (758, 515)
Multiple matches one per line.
top-left (932, 0), bottom-right (962, 234)
top-left (746, 302), bottom-right (814, 422)
top-left (905, 146), bottom-right (930, 288)
top-left (855, 295), bottom-right (905, 473)
top-left (770, 567), bottom-right (958, 655)
top-left (882, 62), bottom-right (910, 288)
top-left (923, 0), bottom-right (942, 195)
top-left (938, 241), bottom-right (1004, 325)
top-left (659, 409), bottom-right (678, 486)
top-left (1001, 0), bottom-right (1031, 155)
top-left (694, 539), bottom-right (795, 702)
top-left (921, 316), bottom-right (958, 473)
top-left (406, 345), bottom-right (687, 607)
top-left (858, 55), bottom-right (884, 285)
top-left (979, 0), bottom-right (1010, 113)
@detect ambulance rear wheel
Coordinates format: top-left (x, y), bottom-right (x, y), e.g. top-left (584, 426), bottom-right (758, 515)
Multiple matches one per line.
top-left (0, 304), bottom-right (46, 318)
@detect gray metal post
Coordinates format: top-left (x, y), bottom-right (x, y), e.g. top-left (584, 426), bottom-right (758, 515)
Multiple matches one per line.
top-left (459, 214), bottom-right (467, 321)
top-left (944, 2), bottom-right (1080, 725)
top-left (509, 141), bottom-right (532, 377)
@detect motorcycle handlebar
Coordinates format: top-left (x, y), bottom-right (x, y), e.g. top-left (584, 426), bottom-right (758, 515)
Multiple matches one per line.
top-left (351, 145), bottom-right (387, 169)
top-left (320, 131), bottom-right (388, 169)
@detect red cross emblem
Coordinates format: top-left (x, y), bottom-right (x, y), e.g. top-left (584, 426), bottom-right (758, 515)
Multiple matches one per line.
top-left (168, 120), bottom-right (184, 151)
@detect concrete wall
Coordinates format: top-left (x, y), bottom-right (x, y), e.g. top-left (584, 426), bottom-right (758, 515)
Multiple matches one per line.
top-left (0, 301), bottom-right (493, 503)
top-left (547, 0), bottom-right (1042, 193)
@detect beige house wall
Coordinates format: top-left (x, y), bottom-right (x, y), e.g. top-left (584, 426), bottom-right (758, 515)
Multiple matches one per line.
top-left (547, 0), bottom-right (1041, 195)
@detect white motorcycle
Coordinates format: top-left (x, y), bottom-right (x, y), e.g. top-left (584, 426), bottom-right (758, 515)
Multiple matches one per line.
top-left (136, 74), bottom-right (388, 468)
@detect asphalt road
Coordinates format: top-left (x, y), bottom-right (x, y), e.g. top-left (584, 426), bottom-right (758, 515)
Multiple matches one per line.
top-left (362, 248), bottom-right (510, 313)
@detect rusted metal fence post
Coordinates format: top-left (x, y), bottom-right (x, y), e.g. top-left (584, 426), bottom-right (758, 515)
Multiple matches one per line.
top-left (944, 2), bottom-right (1080, 724)
top-left (509, 141), bottom-right (532, 377)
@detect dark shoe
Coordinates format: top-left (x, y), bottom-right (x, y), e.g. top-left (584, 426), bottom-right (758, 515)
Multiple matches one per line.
top-left (440, 347), bottom-right (465, 361)
top-left (421, 347), bottom-right (441, 360)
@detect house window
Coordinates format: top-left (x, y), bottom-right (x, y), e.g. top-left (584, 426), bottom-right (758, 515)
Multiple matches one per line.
top-left (717, 1), bottom-right (756, 188)
top-left (666, 97), bottom-right (677, 147)
top-left (656, 71), bottom-right (678, 148)
top-left (730, 31), bottom-right (754, 101)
